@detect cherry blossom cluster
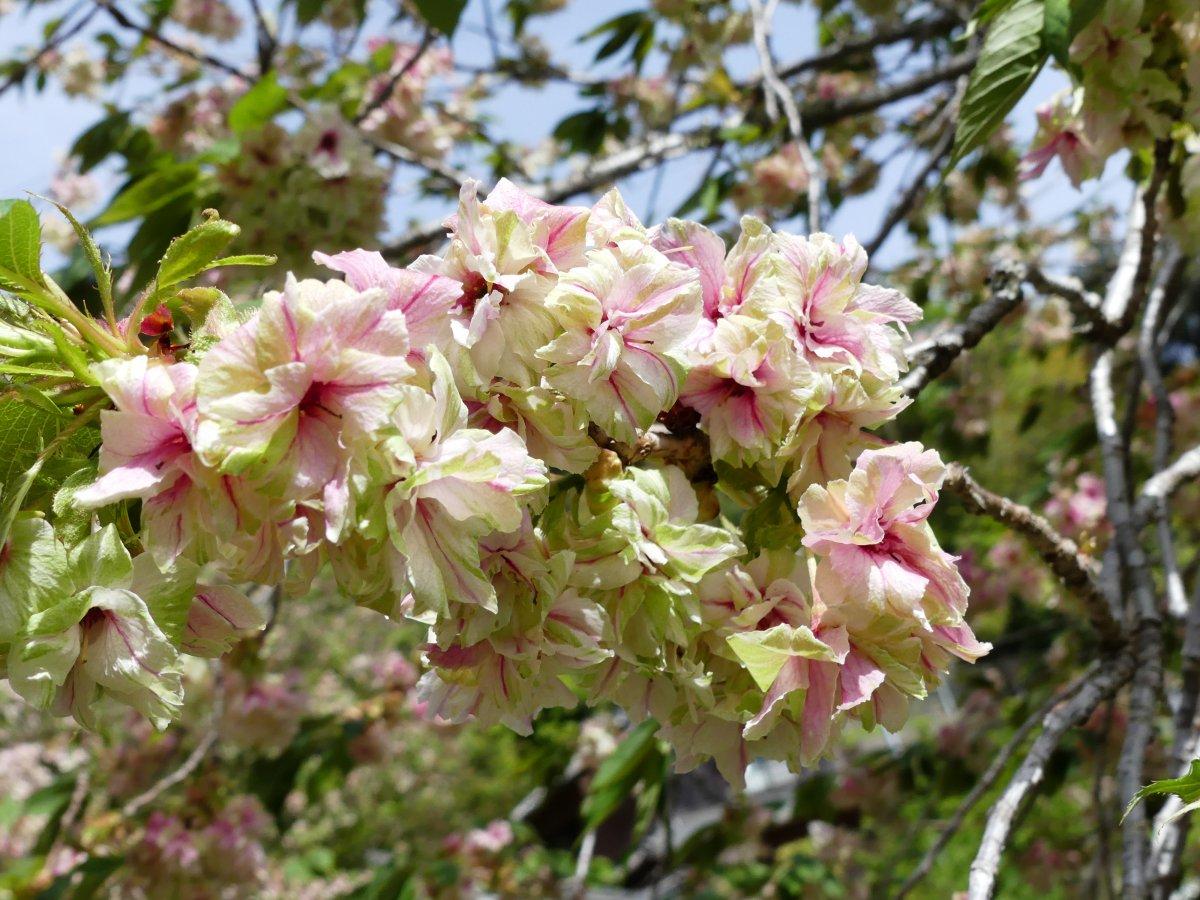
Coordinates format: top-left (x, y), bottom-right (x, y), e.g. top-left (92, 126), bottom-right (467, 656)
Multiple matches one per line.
top-left (0, 179), bottom-right (986, 785)
top-left (1022, 0), bottom-right (1200, 189)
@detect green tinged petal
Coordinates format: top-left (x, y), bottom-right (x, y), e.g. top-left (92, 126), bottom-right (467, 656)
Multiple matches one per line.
top-left (0, 516), bottom-right (71, 641)
top-left (727, 623), bottom-right (841, 692)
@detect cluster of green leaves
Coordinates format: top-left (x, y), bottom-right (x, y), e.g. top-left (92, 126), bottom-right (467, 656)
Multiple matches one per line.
top-left (0, 198), bottom-right (271, 549)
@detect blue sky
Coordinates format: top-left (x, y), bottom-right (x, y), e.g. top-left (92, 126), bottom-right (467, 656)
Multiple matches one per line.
top-left (0, 1), bottom-right (1130, 271)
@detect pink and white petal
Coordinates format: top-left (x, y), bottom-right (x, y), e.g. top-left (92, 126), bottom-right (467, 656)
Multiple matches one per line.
top-left (838, 649), bottom-right (887, 711)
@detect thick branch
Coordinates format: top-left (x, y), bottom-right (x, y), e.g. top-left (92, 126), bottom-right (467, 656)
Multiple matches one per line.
top-left (1138, 252), bottom-right (1188, 617)
top-left (1137, 445), bottom-right (1200, 519)
top-left (1091, 349), bottom-right (1165, 898)
top-left (943, 464), bottom-right (1121, 645)
top-left (967, 655), bottom-right (1134, 900)
top-left (898, 663), bottom-right (1101, 898)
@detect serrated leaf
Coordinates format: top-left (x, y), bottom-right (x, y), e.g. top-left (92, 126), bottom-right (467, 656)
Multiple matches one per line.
top-left (1124, 759), bottom-right (1200, 824)
top-left (0, 199), bottom-right (44, 289)
top-left (156, 218), bottom-right (240, 289)
top-left (412, 0), bottom-right (467, 35)
top-left (0, 400), bottom-right (59, 494)
top-left (228, 72), bottom-right (289, 133)
top-left (950, 0), bottom-right (1047, 167)
top-left (94, 166), bottom-right (202, 227)
top-left (46, 201), bottom-right (113, 318)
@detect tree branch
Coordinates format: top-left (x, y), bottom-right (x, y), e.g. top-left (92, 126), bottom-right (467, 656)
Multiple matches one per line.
top-left (748, 0), bottom-right (823, 232)
top-left (0, 2), bottom-right (101, 100)
top-left (864, 81), bottom-right (963, 258)
top-left (942, 463), bottom-right (1121, 645)
top-left (1137, 251), bottom-right (1188, 617)
top-left (383, 52), bottom-right (977, 260)
top-left (967, 654), bottom-right (1134, 900)
top-left (1091, 347), bottom-right (1165, 898)
top-left (901, 260), bottom-right (1025, 398)
top-left (353, 28), bottom-right (436, 125)
top-left (898, 663), bottom-right (1102, 898)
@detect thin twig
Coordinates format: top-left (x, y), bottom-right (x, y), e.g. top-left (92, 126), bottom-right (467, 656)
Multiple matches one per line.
top-left (97, 0), bottom-right (252, 80)
top-left (0, 2), bottom-right (100, 100)
top-left (247, 0), bottom-right (276, 75)
top-left (382, 52), bottom-right (977, 260)
top-left (122, 728), bottom-right (218, 818)
top-left (748, 0), bottom-right (823, 232)
top-left (864, 83), bottom-right (962, 258)
top-left (353, 29), bottom-right (435, 125)
top-left (98, 2), bottom-right (465, 190)
top-left (122, 663), bottom-right (224, 818)
top-left (901, 260), bottom-right (1025, 398)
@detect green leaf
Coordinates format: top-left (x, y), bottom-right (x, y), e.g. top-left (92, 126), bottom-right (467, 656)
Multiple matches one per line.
top-left (973, 0), bottom-right (1018, 26)
top-left (294, 0), bottom-right (324, 25)
top-left (199, 253), bottom-right (277, 272)
top-left (156, 218), bottom-right (241, 289)
top-left (37, 854), bottom-right (123, 900)
top-left (950, 0), bottom-right (1047, 167)
top-left (1069, 0), bottom-right (1106, 40)
top-left (93, 166), bottom-right (202, 226)
top-left (43, 320), bottom-right (99, 385)
top-left (553, 108), bottom-right (610, 155)
top-left (0, 400), bottom-right (59, 496)
top-left (0, 199), bottom-right (44, 289)
top-left (25, 776), bottom-right (75, 856)
top-left (228, 72), bottom-right (289, 133)
top-left (1124, 759), bottom-right (1200, 823)
top-left (582, 719), bottom-right (661, 830)
top-left (52, 468), bottom-right (97, 545)
top-left (70, 111), bottom-right (133, 173)
top-left (1042, 0), bottom-right (1074, 67)
top-left (412, 0), bottom-right (468, 35)
top-left (46, 201), bottom-right (113, 318)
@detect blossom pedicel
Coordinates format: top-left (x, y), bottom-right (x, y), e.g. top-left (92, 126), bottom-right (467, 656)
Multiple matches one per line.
top-left (0, 179), bottom-right (988, 786)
